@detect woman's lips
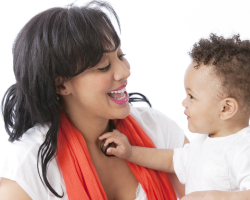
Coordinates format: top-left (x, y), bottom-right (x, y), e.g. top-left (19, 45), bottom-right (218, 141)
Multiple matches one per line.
top-left (109, 91), bottom-right (129, 105)
top-left (108, 83), bottom-right (129, 105)
top-left (111, 83), bottom-right (127, 91)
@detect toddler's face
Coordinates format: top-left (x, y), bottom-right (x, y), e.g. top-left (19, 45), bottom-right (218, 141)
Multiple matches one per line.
top-left (182, 62), bottom-right (223, 134)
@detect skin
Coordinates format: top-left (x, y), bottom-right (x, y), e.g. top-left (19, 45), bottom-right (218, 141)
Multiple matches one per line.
top-left (60, 47), bottom-right (140, 200)
top-left (0, 178), bottom-right (32, 200)
top-left (100, 61), bottom-right (250, 199)
top-left (0, 46), bottom-right (187, 199)
top-left (182, 62), bottom-right (249, 138)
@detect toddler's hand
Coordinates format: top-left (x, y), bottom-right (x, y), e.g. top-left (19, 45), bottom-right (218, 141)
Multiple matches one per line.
top-left (99, 130), bottom-right (132, 159)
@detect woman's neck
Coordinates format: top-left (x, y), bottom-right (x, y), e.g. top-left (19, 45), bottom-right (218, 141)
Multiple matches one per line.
top-left (64, 107), bottom-right (109, 146)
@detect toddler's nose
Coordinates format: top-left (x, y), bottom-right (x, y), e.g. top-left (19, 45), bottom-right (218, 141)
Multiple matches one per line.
top-left (182, 97), bottom-right (188, 108)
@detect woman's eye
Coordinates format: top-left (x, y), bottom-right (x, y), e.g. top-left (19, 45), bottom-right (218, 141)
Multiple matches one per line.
top-left (98, 64), bottom-right (110, 71)
top-left (97, 54), bottom-right (126, 71)
top-left (189, 94), bottom-right (194, 99)
top-left (118, 53), bottom-right (126, 60)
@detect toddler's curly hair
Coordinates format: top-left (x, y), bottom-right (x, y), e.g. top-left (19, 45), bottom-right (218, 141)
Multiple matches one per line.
top-left (189, 33), bottom-right (250, 106)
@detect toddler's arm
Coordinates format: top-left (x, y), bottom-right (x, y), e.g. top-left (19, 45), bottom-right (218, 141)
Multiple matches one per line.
top-left (99, 130), bottom-right (175, 173)
top-left (181, 190), bottom-right (250, 200)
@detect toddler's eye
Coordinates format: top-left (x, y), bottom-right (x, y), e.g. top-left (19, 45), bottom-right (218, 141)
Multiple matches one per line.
top-left (118, 54), bottom-right (126, 60)
top-left (98, 64), bottom-right (110, 71)
top-left (189, 94), bottom-right (194, 99)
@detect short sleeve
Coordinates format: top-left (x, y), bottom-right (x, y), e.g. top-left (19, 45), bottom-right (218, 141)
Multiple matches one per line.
top-left (0, 140), bottom-right (23, 180)
top-left (0, 139), bottom-right (42, 199)
top-left (0, 125), bottom-right (67, 200)
top-left (173, 143), bottom-right (190, 185)
top-left (235, 146), bottom-right (250, 190)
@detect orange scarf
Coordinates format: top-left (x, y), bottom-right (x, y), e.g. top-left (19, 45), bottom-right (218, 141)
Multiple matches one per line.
top-left (57, 112), bottom-right (177, 200)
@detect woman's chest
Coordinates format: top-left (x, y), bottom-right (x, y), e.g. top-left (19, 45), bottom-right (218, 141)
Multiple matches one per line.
top-left (92, 155), bottom-right (139, 200)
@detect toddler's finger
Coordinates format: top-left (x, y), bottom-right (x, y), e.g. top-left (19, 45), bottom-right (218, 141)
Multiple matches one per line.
top-left (103, 136), bottom-right (121, 147)
top-left (106, 147), bottom-right (117, 156)
top-left (112, 129), bottom-right (123, 134)
top-left (106, 146), bottom-right (129, 159)
top-left (99, 132), bottom-right (115, 140)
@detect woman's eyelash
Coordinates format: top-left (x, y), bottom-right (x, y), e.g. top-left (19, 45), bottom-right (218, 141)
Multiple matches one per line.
top-left (97, 54), bottom-right (126, 71)
top-left (118, 54), bottom-right (126, 60)
top-left (98, 64), bottom-right (110, 71)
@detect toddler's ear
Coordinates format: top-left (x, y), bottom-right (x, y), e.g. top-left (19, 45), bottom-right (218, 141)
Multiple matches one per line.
top-left (219, 98), bottom-right (238, 120)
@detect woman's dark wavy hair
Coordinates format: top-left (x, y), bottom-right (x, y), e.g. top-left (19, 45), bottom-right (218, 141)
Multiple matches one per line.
top-left (2, 1), bottom-right (120, 197)
top-left (189, 33), bottom-right (250, 105)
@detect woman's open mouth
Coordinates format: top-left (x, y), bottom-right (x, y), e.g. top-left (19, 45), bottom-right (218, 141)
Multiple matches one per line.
top-left (108, 84), bottom-right (129, 105)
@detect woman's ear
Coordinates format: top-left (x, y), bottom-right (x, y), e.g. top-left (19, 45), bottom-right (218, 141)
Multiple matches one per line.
top-left (55, 76), bottom-right (69, 95)
top-left (220, 98), bottom-right (239, 120)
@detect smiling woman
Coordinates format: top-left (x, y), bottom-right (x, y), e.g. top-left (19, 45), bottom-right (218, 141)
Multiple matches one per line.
top-left (0, 1), bottom-right (187, 200)
top-left (58, 47), bottom-right (131, 122)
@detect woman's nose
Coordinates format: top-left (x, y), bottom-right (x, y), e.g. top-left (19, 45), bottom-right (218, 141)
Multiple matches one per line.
top-left (114, 59), bottom-right (130, 81)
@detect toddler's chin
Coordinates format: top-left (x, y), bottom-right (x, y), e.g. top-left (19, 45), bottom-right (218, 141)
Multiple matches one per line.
top-left (188, 124), bottom-right (198, 133)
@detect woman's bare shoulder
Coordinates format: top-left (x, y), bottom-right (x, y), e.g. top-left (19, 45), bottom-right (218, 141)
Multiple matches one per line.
top-left (0, 178), bottom-right (32, 200)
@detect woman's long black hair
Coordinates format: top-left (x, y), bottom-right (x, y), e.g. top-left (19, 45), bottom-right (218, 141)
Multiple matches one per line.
top-left (1, 1), bottom-right (121, 197)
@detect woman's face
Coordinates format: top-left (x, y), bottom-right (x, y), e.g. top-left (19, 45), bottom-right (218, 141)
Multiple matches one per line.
top-left (61, 47), bottom-right (131, 120)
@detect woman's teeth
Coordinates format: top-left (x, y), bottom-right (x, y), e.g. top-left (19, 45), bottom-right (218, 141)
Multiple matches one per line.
top-left (109, 88), bottom-right (126, 94)
top-left (108, 88), bottom-right (127, 100)
top-left (115, 93), bottom-right (126, 100)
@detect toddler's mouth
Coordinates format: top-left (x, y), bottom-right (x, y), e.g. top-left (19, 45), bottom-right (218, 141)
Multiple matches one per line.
top-left (184, 112), bottom-right (190, 119)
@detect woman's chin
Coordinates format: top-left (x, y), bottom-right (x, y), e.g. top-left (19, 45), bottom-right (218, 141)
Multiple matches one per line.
top-left (112, 103), bottom-right (130, 119)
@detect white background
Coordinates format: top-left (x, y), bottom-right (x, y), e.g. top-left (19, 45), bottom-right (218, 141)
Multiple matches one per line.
top-left (1, 0), bottom-right (250, 145)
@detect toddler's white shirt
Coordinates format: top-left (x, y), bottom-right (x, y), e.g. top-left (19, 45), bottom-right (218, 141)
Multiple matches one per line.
top-left (173, 126), bottom-right (250, 195)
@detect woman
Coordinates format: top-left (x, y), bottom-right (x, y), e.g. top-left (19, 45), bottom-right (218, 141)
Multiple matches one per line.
top-left (0, 1), bottom-right (187, 199)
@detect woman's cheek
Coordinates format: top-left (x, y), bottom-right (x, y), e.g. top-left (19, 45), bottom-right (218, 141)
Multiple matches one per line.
top-left (95, 77), bottom-right (111, 93)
